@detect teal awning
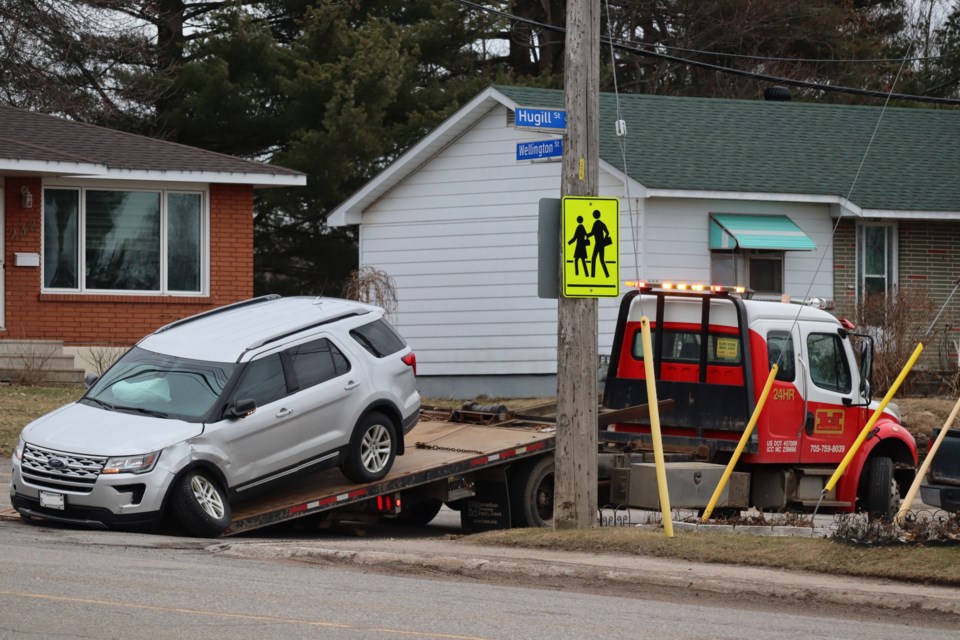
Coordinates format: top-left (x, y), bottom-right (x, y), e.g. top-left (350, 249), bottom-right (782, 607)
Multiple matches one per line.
top-left (709, 214), bottom-right (816, 251)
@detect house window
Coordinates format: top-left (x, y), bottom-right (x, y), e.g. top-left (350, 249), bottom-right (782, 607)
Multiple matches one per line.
top-left (856, 222), bottom-right (896, 299)
top-left (710, 250), bottom-right (784, 295)
top-left (42, 187), bottom-right (206, 295)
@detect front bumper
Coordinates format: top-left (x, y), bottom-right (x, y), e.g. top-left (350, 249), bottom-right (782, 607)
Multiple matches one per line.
top-left (920, 483), bottom-right (960, 512)
top-left (10, 456), bottom-right (173, 529)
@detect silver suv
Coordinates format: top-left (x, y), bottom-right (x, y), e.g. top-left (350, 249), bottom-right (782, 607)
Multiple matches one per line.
top-left (10, 295), bottom-right (420, 536)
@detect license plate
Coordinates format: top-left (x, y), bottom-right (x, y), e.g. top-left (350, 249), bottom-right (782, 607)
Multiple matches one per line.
top-left (39, 491), bottom-right (65, 510)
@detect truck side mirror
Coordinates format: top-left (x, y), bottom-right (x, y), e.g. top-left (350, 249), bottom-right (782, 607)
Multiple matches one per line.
top-left (857, 337), bottom-right (874, 399)
top-left (225, 398), bottom-right (257, 419)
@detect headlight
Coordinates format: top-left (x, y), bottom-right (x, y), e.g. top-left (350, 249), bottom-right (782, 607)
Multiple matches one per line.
top-left (102, 451), bottom-right (160, 475)
top-left (14, 437), bottom-right (24, 462)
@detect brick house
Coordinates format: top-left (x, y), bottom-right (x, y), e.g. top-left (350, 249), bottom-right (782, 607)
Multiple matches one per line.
top-left (1, 105), bottom-right (305, 379)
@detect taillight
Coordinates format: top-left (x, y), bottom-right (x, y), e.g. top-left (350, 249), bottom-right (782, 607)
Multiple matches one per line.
top-left (401, 352), bottom-right (417, 375)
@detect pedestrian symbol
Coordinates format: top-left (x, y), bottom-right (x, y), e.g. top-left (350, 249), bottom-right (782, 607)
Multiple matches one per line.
top-left (562, 196), bottom-right (619, 298)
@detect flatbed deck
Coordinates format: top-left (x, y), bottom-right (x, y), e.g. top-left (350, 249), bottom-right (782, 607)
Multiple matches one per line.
top-left (225, 419), bottom-right (556, 535)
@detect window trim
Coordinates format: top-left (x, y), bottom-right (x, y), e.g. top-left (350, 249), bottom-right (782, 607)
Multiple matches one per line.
top-left (710, 249), bottom-right (785, 296)
top-left (41, 183), bottom-right (209, 297)
top-left (855, 221), bottom-right (897, 305)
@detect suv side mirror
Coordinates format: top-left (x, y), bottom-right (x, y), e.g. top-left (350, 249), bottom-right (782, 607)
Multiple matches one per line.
top-left (224, 398), bottom-right (257, 419)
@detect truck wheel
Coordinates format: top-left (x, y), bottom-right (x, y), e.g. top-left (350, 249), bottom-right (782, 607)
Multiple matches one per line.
top-left (864, 456), bottom-right (899, 519)
top-left (398, 498), bottom-right (443, 526)
top-left (510, 457), bottom-right (555, 528)
top-left (341, 412), bottom-right (397, 483)
top-left (170, 469), bottom-right (231, 538)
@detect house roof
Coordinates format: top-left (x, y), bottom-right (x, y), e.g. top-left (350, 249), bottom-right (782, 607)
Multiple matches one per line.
top-left (329, 85), bottom-right (959, 225)
top-left (0, 105), bottom-right (305, 187)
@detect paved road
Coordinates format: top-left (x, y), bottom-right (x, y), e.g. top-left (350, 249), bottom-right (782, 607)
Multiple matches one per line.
top-left (1, 520), bottom-right (956, 640)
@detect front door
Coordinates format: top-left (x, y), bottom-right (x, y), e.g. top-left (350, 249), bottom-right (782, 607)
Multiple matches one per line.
top-left (799, 325), bottom-right (861, 464)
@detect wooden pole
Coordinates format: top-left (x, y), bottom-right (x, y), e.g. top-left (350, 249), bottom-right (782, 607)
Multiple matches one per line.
top-left (554, 0), bottom-right (600, 529)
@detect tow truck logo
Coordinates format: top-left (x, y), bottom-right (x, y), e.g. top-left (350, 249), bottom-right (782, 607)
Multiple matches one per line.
top-left (814, 409), bottom-right (844, 434)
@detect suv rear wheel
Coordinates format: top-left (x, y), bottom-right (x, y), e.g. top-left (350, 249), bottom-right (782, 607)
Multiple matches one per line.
top-left (341, 412), bottom-right (397, 483)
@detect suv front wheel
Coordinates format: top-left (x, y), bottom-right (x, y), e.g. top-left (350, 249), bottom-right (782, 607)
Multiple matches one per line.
top-left (341, 412), bottom-right (397, 483)
top-left (170, 469), bottom-right (232, 537)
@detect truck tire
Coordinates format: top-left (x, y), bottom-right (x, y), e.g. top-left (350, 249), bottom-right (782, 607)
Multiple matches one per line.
top-left (341, 412), bottom-right (397, 483)
top-left (864, 456), bottom-right (898, 519)
top-left (398, 498), bottom-right (443, 526)
top-left (170, 469), bottom-right (231, 538)
top-left (510, 457), bottom-right (555, 528)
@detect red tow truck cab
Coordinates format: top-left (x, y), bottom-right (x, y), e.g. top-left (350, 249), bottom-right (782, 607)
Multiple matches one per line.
top-left (601, 284), bottom-right (917, 517)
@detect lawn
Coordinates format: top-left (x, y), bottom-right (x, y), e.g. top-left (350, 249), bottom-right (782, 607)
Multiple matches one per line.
top-left (0, 385), bottom-right (83, 455)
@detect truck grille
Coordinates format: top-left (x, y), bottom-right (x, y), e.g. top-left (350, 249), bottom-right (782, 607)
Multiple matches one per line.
top-left (20, 444), bottom-right (107, 494)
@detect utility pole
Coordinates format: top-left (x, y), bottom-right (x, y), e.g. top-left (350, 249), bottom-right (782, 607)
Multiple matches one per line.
top-left (554, 0), bottom-right (600, 529)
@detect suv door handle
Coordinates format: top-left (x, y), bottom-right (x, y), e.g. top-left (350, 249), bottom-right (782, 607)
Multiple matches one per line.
top-left (276, 408), bottom-right (294, 418)
top-left (344, 380), bottom-right (361, 391)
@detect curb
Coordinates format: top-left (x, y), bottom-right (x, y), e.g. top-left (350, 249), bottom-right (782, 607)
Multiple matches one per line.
top-left (209, 542), bottom-right (960, 618)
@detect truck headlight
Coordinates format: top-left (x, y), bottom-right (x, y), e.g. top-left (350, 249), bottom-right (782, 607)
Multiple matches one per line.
top-left (14, 437), bottom-right (24, 462)
top-left (102, 451), bottom-right (160, 475)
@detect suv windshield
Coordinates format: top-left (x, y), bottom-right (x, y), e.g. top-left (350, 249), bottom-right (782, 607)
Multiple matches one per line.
top-left (84, 347), bottom-right (236, 421)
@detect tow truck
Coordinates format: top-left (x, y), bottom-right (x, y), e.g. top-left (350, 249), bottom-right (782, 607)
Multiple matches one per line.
top-left (601, 283), bottom-right (918, 517)
top-left (224, 283), bottom-right (916, 535)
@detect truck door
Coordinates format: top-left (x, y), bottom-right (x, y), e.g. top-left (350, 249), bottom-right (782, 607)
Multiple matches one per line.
top-left (798, 326), bottom-right (861, 463)
top-left (757, 324), bottom-right (803, 463)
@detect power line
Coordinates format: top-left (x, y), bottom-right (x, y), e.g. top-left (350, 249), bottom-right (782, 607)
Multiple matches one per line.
top-left (452, 0), bottom-right (960, 106)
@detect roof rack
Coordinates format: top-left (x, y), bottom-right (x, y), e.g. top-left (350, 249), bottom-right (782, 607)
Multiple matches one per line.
top-left (152, 294), bottom-right (282, 334)
top-left (241, 311), bottom-right (370, 356)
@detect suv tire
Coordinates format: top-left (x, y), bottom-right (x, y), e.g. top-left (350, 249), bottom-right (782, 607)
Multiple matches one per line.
top-left (170, 469), bottom-right (231, 537)
top-left (341, 412), bottom-right (397, 483)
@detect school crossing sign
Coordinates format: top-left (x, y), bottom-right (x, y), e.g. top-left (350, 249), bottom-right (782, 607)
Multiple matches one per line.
top-left (561, 196), bottom-right (619, 298)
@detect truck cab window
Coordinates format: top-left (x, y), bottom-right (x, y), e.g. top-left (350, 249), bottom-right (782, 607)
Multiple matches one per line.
top-left (766, 331), bottom-right (796, 382)
top-left (631, 330), bottom-right (741, 364)
top-left (807, 333), bottom-right (851, 393)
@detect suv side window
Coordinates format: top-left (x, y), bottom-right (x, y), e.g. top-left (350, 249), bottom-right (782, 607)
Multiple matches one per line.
top-left (286, 338), bottom-right (351, 390)
top-left (233, 354), bottom-right (287, 407)
top-left (350, 319), bottom-right (406, 357)
top-left (807, 333), bottom-right (851, 393)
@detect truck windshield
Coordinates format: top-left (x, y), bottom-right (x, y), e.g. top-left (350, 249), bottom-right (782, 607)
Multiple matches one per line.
top-left (83, 347), bottom-right (236, 422)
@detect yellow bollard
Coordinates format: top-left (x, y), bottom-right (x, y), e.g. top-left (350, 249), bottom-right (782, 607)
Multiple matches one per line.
top-left (640, 316), bottom-right (673, 538)
top-left (896, 395), bottom-right (960, 525)
top-left (823, 342), bottom-right (924, 495)
top-left (701, 365), bottom-right (778, 522)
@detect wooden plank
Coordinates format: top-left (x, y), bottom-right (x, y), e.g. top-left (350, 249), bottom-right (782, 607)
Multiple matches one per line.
top-left (598, 400), bottom-right (676, 427)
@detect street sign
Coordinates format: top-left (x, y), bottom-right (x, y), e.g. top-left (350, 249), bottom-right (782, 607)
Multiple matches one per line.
top-left (561, 196), bottom-right (619, 298)
top-left (516, 139), bottom-right (562, 162)
top-left (515, 107), bottom-right (567, 132)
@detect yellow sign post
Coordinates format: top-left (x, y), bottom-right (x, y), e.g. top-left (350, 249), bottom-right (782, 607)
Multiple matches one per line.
top-left (561, 196), bottom-right (619, 298)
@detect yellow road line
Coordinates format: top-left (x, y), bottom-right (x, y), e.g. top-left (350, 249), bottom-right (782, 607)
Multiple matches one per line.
top-left (0, 590), bottom-right (490, 639)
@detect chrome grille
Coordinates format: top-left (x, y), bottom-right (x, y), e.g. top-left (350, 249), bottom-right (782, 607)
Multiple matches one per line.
top-left (20, 444), bottom-right (107, 494)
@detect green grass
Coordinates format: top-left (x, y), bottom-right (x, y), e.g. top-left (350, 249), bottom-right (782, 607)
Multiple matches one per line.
top-left (0, 385), bottom-right (83, 455)
top-left (468, 527), bottom-right (960, 586)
